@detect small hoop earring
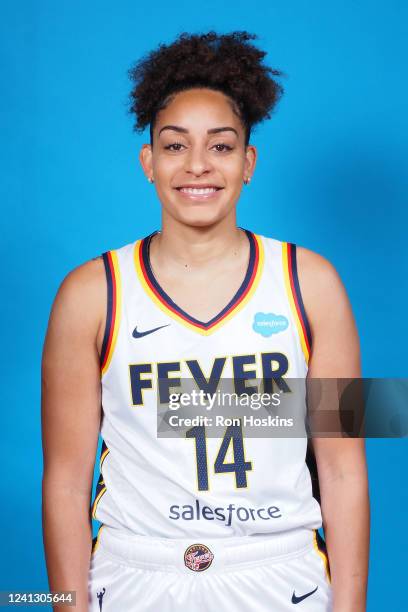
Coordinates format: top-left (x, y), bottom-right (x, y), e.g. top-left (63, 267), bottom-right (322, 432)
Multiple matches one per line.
top-left (149, 176), bottom-right (154, 184)
top-left (244, 177), bottom-right (251, 185)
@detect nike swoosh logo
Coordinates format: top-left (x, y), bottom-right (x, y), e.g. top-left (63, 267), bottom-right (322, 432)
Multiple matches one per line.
top-left (132, 324), bottom-right (170, 338)
top-left (291, 586), bottom-right (318, 604)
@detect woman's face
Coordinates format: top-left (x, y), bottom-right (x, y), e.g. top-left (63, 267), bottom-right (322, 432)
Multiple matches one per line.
top-left (140, 88), bottom-right (256, 228)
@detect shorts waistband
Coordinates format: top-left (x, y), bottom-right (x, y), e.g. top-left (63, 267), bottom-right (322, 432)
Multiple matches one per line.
top-left (93, 526), bottom-right (317, 573)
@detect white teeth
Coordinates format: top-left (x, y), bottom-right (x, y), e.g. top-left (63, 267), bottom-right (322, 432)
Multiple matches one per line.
top-left (179, 187), bottom-right (218, 194)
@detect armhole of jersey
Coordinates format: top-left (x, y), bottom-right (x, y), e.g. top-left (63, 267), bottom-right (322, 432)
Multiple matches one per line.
top-left (91, 524), bottom-right (105, 555)
top-left (91, 438), bottom-right (110, 523)
top-left (100, 250), bottom-right (121, 377)
top-left (313, 529), bottom-right (332, 585)
top-left (281, 242), bottom-right (312, 365)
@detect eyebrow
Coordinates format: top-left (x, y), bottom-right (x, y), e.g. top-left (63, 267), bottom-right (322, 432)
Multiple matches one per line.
top-left (158, 125), bottom-right (238, 137)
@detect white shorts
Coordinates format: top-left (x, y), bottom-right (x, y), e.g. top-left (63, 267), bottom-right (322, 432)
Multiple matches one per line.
top-left (88, 526), bottom-right (332, 611)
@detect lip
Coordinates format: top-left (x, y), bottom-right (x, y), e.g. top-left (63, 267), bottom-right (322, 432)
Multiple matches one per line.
top-left (176, 183), bottom-right (223, 189)
top-left (175, 185), bottom-right (224, 202)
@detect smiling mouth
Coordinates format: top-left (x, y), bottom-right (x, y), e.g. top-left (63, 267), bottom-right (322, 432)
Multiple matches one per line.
top-left (175, 186), bottom-right (224, 200)
top-left (176, 186), bottom-right (223, 194)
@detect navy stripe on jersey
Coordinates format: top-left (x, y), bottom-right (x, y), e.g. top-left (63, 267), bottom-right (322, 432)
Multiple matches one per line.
top-left (100, 252), bottom-right (114, 367)
top-left (288, 244), bottom-right (313, 350)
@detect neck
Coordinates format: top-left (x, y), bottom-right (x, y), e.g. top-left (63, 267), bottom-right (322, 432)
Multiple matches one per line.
top-left (150, 215), bottom-right (247, 271)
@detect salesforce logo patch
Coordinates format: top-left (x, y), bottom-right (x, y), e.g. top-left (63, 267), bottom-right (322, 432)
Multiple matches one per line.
top-left (253, 312), bottom-right (289, 337)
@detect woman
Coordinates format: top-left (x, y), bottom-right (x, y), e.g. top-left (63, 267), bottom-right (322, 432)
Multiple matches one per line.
top-left (42, 31), bottom-right (369, 611)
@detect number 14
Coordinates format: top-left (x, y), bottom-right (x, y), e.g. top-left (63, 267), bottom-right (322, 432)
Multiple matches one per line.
top-left (186, 423), bottom-right (253, 491)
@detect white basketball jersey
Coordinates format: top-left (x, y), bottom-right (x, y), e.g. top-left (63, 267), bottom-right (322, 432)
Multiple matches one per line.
top-left (91, 229), bottom-right (323, 538)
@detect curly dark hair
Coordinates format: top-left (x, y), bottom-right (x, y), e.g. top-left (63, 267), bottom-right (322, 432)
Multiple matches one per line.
top-left (127, 31), bottom-right (285, 146)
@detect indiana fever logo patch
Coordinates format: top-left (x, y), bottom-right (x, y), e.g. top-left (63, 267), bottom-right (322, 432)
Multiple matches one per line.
top-left (184, 543), bottom-right (214, 572)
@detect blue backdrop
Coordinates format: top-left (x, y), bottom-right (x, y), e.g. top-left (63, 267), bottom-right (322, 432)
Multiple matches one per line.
top-left (1, 1), bottom-right (407, 610)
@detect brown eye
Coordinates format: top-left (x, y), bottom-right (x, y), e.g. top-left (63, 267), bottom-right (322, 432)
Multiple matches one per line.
top-left (164, 142), bottom-right (185, 151)
top-left (212, 143), bottom-right (233, 152)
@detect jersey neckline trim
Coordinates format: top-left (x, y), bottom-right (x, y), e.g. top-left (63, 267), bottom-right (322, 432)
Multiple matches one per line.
top-left (133, 228), bottom-right (264, 335)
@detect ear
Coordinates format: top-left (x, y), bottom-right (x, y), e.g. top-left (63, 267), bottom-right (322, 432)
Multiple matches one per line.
top-left (139, 143), bottom-right (153, 180)
top-left (244, 144), bottom-right (257, 179)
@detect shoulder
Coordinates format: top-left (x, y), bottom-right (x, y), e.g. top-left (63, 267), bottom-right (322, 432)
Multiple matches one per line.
top-left (295, 245), bottom-right (356, 339)
top-left (56, 237), bottom-right (137, 311)
top-left (295, 245), bottom-right (361, 376)
top-left (59, 255), bottom-right (106, 302)
top-left (261, 233), bottom-right (344, 291)
top-left (296, 245), bottom-right (344, 294)
top-left (48, 255), bottom-right (107, 343)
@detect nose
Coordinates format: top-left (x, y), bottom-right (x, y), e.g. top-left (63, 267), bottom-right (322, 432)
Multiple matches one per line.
top-left (184, 144), bottom-right (212, 177)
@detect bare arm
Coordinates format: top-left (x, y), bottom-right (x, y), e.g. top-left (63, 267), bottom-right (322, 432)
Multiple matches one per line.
top-left (41, 257), bottom-right (106, 611)
top-left (298, 247), bottom-right (370, 612)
